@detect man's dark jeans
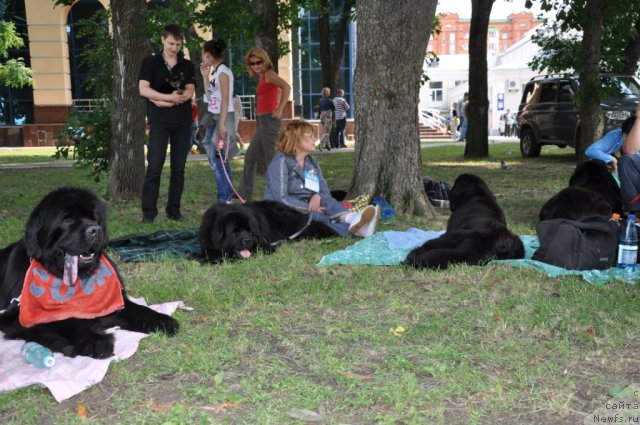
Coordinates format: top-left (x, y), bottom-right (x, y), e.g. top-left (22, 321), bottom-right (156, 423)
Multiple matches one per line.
top-left (142, 123), bottom-right (191, 219)
top-left (335, 118), bottom-right (347, 148)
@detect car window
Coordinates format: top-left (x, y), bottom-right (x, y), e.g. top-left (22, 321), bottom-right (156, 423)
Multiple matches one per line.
top-left (538, 83), bottom-right (557, 103)
top-left (601, 76), bottom-right (640, 99)
top-left (558, 82), bottom-right (574, 102)
top-left (522, 81), bottom-right (542, 104)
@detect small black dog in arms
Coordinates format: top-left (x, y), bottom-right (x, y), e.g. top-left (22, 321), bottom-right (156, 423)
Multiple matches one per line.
top-left (197, 200), bottom-right (338, 263)
top-left (404, 174), bottom-right (524, 269)
top-left (0, 187), bottom-right (179, 359)
top-left (539, 160), bottom-right (622, 221)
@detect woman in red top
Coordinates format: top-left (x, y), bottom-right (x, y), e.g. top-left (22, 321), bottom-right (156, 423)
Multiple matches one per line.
top-left (239, 47), bottom-right (291, 201)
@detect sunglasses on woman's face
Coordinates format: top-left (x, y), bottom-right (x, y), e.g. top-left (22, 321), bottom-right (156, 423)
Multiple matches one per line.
top-left (249, 60), bottom-right (264, 66)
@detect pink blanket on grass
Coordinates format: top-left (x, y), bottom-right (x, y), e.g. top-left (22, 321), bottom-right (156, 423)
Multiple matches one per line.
top-left (0, 297), bottom-right (190, 402)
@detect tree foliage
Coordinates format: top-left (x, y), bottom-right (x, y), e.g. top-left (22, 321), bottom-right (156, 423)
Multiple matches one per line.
top-left (0, 20), bottom-right (32, 88)
top-left (529, 0), bottom-right (640, 75)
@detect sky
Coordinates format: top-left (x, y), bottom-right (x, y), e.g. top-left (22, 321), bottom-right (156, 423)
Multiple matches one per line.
top-left (436, 0), bottom-right (549, 20)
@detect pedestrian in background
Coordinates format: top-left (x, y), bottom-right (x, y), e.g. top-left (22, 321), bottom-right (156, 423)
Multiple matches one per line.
top-left (333, 88), bottom-right (350, 148)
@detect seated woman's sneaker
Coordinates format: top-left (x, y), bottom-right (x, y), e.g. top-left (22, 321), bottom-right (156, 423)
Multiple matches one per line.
top-left (348, 205), bottom-right (379, 237)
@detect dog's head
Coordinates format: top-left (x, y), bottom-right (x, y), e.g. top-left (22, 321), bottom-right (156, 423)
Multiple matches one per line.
top-left (449, 173), bottom-right (495, 210)
top-left (198, 204), bottom-right (268, 261)
top-left (23, 187), bottom-right (108, 278)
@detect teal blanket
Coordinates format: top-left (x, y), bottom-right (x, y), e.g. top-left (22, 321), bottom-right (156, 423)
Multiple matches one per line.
top-left (318, 231), bottom-right (639, 285)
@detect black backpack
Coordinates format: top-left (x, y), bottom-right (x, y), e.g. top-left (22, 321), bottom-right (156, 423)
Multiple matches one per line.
top-left (423, 176), bottom-right (451, 206)
top-left (533, 217), bottom-right (619, 270)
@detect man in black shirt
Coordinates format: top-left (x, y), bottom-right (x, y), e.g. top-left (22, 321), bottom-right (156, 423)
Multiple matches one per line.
top-left (138, 24), bottom-right (196, 223)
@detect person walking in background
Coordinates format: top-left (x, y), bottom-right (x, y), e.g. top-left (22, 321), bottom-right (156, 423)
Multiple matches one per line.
top-left (449, 101), bottom-right (459, 140)
top-left (333, 88), bottom-right (350, 148)
top-left (458, 92), bottom-right (469, 142)
top-left (238, 47), bottom-right (291, 202)
top-left (509, 111), bottom-right (518, 136)
top-left (318, 87), bottom-right (335, 151)
top-left (502, 109), bottom-right (512, 137)
top-left (200, 38), bottom-right (239, 205)
top-left (138, 24), bottom-right (196, 223)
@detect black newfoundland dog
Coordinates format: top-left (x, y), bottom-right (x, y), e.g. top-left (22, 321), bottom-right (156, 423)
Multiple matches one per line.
top-left (539, 160), bottom-right (622, 221)
top-left (404, 174), bottom-right (524, 269)
top-left (198, 200), bottom-right (337, 263)
top-left (0, 187), bottom-right (178, 359)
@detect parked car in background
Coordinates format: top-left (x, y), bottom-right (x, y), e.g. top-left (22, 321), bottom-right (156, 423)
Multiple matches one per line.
top-left (516, 74), bottom-right (640, 157)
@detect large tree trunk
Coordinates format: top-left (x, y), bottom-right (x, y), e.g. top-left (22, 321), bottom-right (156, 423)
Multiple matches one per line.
top-left (577, 0), bottom-right (605, 161)
top-left (464, 0), bottom-right (494, 158)
top-left (252, 0), bottom-right (279, 69)
top-left (351, 0), bottom-right (437, 216)
top-left (622, 18), bottom-right (640, 76)
top-left (107, 0), bottom-right (148, 201)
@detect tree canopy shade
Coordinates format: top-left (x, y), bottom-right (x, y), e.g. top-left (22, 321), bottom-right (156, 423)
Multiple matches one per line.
top-left (350, 0), bottom-right (438, 216)
top-left (528, 0), bottom-right (640, 158)
top-left (0, 20), bottom-right (32, 88)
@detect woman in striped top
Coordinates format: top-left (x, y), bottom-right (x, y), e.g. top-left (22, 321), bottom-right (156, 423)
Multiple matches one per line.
top-left (333, 89), bottom-right (350, 148)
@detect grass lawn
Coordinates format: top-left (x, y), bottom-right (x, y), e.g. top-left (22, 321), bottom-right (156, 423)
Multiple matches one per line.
top-left (1, 142), bottom-right (639, 424)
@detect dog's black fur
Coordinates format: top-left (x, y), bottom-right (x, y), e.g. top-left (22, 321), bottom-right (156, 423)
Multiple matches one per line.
top-left (404, 174), bottom-right (524, 269)
top-left (198, 200), bottom-right (338, 263)
top-left (539, 160), bottom-right (622, 221)
top-left (0, 187), bottom-right (178, 359)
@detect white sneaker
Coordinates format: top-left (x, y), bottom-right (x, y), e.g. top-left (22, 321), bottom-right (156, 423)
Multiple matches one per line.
top-left (348, 205), bottom-right (379, 237)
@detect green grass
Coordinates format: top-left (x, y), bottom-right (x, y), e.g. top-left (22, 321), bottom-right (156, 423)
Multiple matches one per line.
top-left (1, 143), bottom-right (638, 424)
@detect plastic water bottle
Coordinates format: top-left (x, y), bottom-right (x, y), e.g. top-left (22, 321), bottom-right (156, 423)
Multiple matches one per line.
top-left (617, 214), bottom-right (638, 274)
top-left (21, 342), bottom-right (56, 368)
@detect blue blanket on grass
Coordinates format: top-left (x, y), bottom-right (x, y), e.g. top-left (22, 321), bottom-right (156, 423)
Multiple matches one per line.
top-left (317, 229), bottom-right (639, 285)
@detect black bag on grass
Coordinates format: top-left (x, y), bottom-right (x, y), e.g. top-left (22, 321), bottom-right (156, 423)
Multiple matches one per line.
top-left (422, 176), bottom-right (451, 207)
top-left (532, 218), bottom-right (619, 270)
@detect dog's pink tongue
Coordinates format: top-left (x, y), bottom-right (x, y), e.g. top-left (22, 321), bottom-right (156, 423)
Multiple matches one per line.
top-left (63, 254), bottom-right (78, 286)
top-left (239, 250), bottom-right (252, 258)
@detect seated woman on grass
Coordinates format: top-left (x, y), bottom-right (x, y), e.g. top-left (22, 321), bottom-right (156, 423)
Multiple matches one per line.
top-left (264, 119), bottom-right (378, 237)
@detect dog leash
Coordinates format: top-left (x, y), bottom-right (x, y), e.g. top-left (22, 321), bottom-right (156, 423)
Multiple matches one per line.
top-left (269, 214), bottom-right (314, 247)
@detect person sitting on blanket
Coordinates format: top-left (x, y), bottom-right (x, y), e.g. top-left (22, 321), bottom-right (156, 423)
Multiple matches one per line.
top-left (585, 103), bottom-right (640, 214)
top-left (264, 119), bottom-right (378, 237)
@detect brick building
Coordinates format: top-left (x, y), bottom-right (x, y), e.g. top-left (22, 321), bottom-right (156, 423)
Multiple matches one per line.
top-left (428, 11), bottom-right (543, 56)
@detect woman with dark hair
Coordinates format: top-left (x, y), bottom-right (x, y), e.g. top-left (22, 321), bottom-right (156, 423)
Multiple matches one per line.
top-left (318, 87), bottom-right (335, 151)
top-left (238, 47), bottom-right (291, 202)
top-left (200, 38), bottom-right (239, 204)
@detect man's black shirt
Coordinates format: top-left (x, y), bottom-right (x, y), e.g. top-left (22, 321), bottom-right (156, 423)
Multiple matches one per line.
top-left (138, 53), bottom-right (197, 125)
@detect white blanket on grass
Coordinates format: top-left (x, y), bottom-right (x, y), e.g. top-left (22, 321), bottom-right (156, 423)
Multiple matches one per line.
top-left (0, 298), bottom-right (189, 402)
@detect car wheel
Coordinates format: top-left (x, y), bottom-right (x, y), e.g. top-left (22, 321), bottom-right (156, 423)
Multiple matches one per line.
top-left (520, 128), bottom-right (541, 157)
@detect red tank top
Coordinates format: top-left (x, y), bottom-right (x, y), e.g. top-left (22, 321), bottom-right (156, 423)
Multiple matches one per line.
top-left (256, 74), bottom-right (279, 115)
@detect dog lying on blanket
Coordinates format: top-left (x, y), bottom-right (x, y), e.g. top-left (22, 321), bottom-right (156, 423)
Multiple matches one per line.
top-left (404, 174), bottom-right (524, 269)
top-left (197, 201), bottom-right (338, 263)
top-left (539, 160), bottom-right (622, 221)
top-left (0, 187), bottom-right (178, 359)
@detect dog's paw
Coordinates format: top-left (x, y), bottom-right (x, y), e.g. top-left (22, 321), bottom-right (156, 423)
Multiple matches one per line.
top-left (67, 333), bottom-right (115, 359)
top-left (138, 314), bottom-right (180, 336)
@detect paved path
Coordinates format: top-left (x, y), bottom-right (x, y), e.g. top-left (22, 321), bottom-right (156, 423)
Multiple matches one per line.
top-left (0, 137), bottom-right (519, 170)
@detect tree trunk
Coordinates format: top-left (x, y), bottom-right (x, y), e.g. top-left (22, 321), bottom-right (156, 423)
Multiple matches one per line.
top-left (107, 0), bottom-right (148, 201)
top-left (331, 0), bottom-right (354, 90)
top-left (252, 0), bottom-right (279, 69)
top-left (464, 0), bottom-right (494, 158)
top-left (622, 18), bottom-right (640, 76)
top-left (577, 0), bottom-right (605, 161)
top-left (351, 0), bottom-right (437, 216)
top-left (318, 0), bottom-right (333, 90)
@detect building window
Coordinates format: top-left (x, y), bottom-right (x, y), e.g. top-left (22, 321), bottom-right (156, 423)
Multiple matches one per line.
top-left (464, 32), bottom-right (469, 39)
top-left (292, 6), bottom-right (355, 119)
top-left (444, 24), bottom-right (452, 29)
top-left (501, 33), bottom-right (509, 40)
top-left (519, 22), bottom-right (527, 27)
top-left (429, 81), bottom-right (443, 102)
top-left (462, 44), bottom-right (468, 50)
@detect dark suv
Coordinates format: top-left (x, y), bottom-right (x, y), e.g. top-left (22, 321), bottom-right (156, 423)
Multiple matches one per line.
top-left (516, 74), bottom-right (640, 157)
